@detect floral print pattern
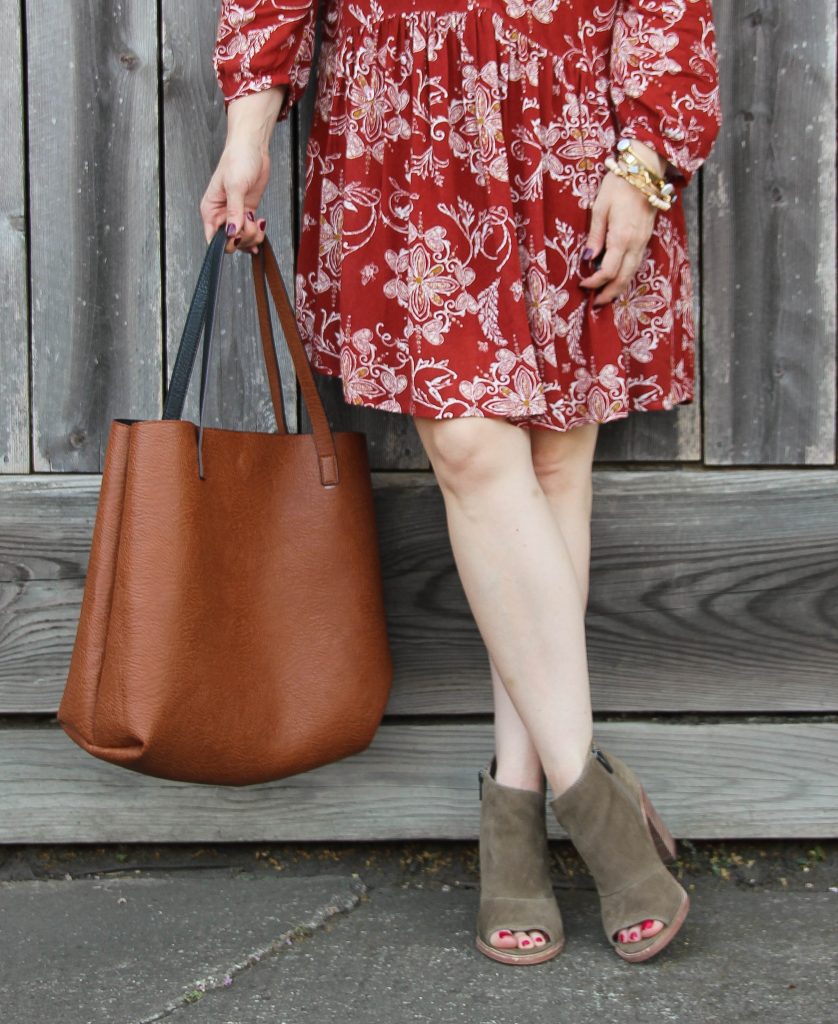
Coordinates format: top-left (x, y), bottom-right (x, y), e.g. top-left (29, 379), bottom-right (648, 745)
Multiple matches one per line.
top-left (214, 0), bottom-right (722, 432)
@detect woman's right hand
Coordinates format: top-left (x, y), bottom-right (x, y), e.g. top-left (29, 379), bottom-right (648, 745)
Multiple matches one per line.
top-left (200, 86), bottom-right (287, 254)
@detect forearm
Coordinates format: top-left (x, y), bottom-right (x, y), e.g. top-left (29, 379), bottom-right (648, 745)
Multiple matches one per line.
top-left (226, 85), bottom-right (287, 148)
top-left (608, 0), bottom-right (721, 187)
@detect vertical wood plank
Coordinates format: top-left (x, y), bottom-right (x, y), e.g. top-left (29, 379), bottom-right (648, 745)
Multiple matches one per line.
top-left (702, 0), bottom-right (836, 465)
top-left (162, 1), bottom-right (298, 432)
top-left (27, 1), bottom-right (161, 471)
top-left (0, 0), bottom-right (28, 473)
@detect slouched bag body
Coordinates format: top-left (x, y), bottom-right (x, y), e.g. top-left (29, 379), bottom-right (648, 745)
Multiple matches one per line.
top-left (57, 227), bottom-right (394, 785)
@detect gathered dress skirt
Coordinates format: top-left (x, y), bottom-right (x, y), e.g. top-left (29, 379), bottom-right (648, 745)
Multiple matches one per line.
top-left (214, 0), bottom-right (723, 432)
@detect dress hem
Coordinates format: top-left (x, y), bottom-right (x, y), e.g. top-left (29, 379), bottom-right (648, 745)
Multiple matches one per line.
top-left (311, 363), bottom-right (694, 434)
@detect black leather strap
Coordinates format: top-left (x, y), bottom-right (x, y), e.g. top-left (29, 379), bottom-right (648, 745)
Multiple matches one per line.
top-left (161, 226), bottom-right (228, 478)
top-left (162, 225), bottom-right (227, 424)
top-left (195, 230), bottom-right (226, 478)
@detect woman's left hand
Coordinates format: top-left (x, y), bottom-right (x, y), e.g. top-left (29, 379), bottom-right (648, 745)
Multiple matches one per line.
top-left (579, 155), bottom-right (662, 308)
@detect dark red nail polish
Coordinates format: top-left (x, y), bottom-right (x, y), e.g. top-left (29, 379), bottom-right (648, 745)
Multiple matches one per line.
top-left (246, 210), bottom-right (255, 222)
top-left (233, 237), bottom-right (240, 247)
top-left (258, 218), bottom-right (266, 231)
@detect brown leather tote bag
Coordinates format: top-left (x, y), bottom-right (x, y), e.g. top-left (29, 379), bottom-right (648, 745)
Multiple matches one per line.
top-left (57, 226), bottom-right (393, 785)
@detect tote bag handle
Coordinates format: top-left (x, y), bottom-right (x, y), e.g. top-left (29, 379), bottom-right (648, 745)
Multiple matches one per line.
top-left (162, 226), bottom-right (339, 486)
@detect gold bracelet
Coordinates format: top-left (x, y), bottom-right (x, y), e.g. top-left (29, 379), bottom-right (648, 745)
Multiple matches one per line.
top-left (617, 138), bottom-right (669, 183)
top-left (605, 138), bottom-right (677, 212)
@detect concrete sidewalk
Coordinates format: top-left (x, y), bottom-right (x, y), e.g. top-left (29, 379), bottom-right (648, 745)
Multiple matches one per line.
top-left (1, 840), bottom-right (836, 1024)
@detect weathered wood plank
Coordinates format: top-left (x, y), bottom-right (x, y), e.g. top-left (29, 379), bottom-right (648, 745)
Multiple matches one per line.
top-left (0, 721), bottom-right (835, 841)
top-left (0, 0), bottom-right (28, 473)
top-left (161, 2), bottom-right (299, 434)
top-left (379, 469), bottom-right (838, 712)
top-left (702, 0), bottom-right (836, 464)
top-left (26, 1), bottom-right (161, 471)
top-left (595, 184), bottom-right (702, 462)
top-left (1, 470), bottom-right (835, 713)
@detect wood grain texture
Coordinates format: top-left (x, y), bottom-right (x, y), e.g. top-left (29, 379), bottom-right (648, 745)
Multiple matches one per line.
top-left (1, 470), bottom-right (835, 713)
top-left (161, 2), bottom-right (299, 434)
top-left (0, 721), bottom-right (835, 842)
top-left (26, 0), bottom-right (161, 471)
top-left (0, 0), bottom-right (28, 473)
top-left (702, 0), bottom-right (837, 465)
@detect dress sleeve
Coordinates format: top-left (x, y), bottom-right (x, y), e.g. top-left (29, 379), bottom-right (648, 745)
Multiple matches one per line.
top-left (608, 0), bottom-right (723, 187)
top-left (213, 1), bottom-right (317, 123)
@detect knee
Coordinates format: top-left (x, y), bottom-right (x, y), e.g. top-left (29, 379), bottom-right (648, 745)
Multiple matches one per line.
top-left (530, 424), bottom-right (598, 499)
top-left (416, 418), bottom-right (515, 495)
top-left (531, 451), bottom-right (593, 500)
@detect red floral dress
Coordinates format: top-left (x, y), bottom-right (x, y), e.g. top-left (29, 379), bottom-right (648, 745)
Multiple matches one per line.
top-left (213, 0), bottom-right (722, 432)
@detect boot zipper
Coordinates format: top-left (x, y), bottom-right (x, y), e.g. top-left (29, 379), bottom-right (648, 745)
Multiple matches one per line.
top-left (592, 744), bottom-right (614, 773)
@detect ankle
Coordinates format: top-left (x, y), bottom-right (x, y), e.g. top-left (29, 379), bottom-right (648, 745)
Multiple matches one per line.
top-left (544, 744), bottom-right (591, 800)
top-left (493, 757), bottom-right (544, 794)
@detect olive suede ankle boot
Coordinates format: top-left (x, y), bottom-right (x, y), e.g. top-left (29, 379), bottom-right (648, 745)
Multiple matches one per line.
top-left (475, 756), bottom-right (565, 965)
top-left (549, 742), bottom-right (689, 962)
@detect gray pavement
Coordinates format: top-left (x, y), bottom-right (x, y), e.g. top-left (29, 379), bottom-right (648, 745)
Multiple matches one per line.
top-left (1, 841), bottom-right (836, 1024)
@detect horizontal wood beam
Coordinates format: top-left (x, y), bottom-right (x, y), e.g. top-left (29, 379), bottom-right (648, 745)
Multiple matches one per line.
top-left (1, 470), bottom-right (836, 713)
top-left (0, 721), bottom-right (835, 842)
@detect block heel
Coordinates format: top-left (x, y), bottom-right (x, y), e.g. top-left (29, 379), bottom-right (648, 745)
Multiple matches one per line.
top-left (641, 784), bottom-right (677, 863)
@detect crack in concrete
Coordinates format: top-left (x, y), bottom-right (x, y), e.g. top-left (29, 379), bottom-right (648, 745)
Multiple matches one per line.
top-left (134, 877), bottom-right (368, 1024)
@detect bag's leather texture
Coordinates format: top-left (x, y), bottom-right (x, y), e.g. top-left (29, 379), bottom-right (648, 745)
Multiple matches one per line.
top-left (57, 227), bottom-right (394, 786)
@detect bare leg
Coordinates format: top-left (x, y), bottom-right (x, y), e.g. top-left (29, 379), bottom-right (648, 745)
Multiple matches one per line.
top-left (413, 413), bottom-right (595, 787)
top-left (490, 423), bottom-right (599, 792)
top-left (412, 414), bottom-right (663, 952)
top-left (528, 423), bottom-right (663, 945)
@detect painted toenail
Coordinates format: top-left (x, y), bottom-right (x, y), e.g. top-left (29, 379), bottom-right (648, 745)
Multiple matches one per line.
top-left (629, 931), bottom-right (639, 941)
top-left (642, 920), bottom-right (655, 929)
top-left (497, 930), bottom-right (512, 938)
top-left (521, 940), bottom-right (531, 947)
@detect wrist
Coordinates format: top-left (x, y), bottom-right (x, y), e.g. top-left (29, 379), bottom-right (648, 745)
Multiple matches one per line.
top-left (626, 139), bottom-right (667, 179)
top-left (226, 87), bottom-right (286, 149)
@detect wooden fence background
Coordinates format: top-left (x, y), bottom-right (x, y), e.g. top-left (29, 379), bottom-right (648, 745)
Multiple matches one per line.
top-left (0, 1), bottom-right (836, 842)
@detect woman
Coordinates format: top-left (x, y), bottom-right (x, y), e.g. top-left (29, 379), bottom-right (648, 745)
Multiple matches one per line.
top-left (203, 0), bottom-right (722, 964)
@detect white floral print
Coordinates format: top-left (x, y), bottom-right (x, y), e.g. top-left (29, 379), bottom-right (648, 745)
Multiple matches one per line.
top-left (214, 0), bottom-right (722, 431)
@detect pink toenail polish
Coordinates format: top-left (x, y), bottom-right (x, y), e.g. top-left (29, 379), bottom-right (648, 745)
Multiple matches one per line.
top-left (497, 930), bottom-right (512, 938)
top-left (521, 940), bottom-right (531, 947)
top-left (642, 920), bottom-right (655, 929)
